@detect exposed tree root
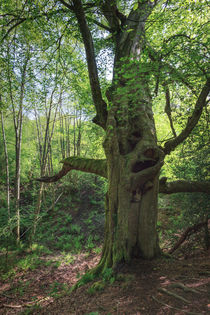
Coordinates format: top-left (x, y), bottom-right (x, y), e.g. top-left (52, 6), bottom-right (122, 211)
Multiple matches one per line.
top-left (3, 297), bottom-right (53, 309)
top-left (158, 287), bottom-right (190, 303)
top-left (152, 295), bottom-right (202, 315)
top-left (169, 282), bottom-right (200, 294)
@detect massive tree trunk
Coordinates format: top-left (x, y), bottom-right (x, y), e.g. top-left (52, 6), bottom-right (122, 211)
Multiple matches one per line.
top-left (99, 77), bottom-right (163, 268)
top-left (94, 1), bottom-right (163, 267)
top-left (42, 0), bottom-right (164, 266)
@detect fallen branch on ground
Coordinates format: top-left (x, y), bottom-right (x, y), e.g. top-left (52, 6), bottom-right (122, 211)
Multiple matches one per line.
top-left (152, 295), bottom-right (202, 315)
top-left (168, 221), bottom-right (209, 254)
top-left (3, 296), bottom-right (53, 309)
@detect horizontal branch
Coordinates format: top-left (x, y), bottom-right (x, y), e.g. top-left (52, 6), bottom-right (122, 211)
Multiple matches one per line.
top-left (164, 78), bottom-right (210, 155)
top-left (36, 157), bottom-right (107, 182)
top-left (36, 159), bottom-right (210, 195)
top-left (159, 177), bottom-right (210, 194)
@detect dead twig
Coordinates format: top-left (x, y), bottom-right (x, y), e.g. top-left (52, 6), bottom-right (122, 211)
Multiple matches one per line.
top-left (169, 221), bottom-right (208, 254)
top-left (3, 296), bottom-right (53, 309)
top-left (3, 304), bottom-right (22, 308)
top-left (152, 295), bottom-right (203, 315)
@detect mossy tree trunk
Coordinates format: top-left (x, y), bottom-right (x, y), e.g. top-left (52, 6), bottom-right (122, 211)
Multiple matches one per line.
top-left (67, 0), bottom-right (164, 266)
top-left (98, 73), bottom-right (163, 269)
top-left (90, 1), bottom-right (163, 268)
top-left (37, 0), bottom-right (209, 272)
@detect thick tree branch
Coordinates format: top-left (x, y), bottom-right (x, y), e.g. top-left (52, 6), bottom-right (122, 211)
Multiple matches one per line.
top-left (36, 157), bottom-right (107, 182)
top-left (72, 0), bottom-right (107, 129)
top-left (116, 1), bottom-right (153, 61)
top-left (36, 159), bottom-right (210, 196)
top-left (86, 17), bottom-right (113, 33)
top-left (164, 78), bottom-right (210, 155)
top-left (99, 0), bottom-right (121, 31)
top-left (159, 177), bottom-right (210, 194)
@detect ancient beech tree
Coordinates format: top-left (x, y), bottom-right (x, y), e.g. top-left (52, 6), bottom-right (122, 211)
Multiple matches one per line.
top-left (2, 0), bottom-right (209, 271)
top-left (38, 1), bottom-right (210, 270)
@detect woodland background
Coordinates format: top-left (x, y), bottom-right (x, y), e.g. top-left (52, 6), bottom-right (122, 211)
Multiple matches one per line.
top-left (0, 0), bottom-right (209, 313)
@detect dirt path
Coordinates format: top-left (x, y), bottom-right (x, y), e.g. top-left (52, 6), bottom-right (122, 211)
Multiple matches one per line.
top-left (0, 250), bottom-right (209, 314)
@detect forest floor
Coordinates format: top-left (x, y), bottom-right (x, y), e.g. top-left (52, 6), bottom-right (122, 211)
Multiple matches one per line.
top-left (0, 248), bottom-right (209, 315)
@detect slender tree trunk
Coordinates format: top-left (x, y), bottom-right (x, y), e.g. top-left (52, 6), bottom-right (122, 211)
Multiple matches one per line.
top-left (8, 51), bottom-right (29, 244)
top-left (0, 110), bottom-right (10, 218)
top-left (76, 111), bottom-right (82, 156)
top-left (73, 110), bottom-right (76, 156)
top-left (31, 88), bottom-right (59, 241)
top-left (59, 109), bottom-right (65, 159)
top-left (65, 115), bottom-right (70, 157)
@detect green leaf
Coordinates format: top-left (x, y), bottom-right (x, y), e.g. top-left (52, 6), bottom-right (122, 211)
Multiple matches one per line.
top-left (133, 2), bottom-right (138, 10)
top-left (127, 29), bottom-right (134, 33)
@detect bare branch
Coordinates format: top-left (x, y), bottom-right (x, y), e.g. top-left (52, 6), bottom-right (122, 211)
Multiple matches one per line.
top-left (159, 177), bottom-right (210, 194)
top-left (169, 220), bottom-right (209, 254)
top-left (72, 0), bottom-right (107, 129)
top-left (164, 78), bottom-right (210, 155)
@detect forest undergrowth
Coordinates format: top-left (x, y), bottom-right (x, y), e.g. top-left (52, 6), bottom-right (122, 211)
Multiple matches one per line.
top-left (0, 174), bottom-right (209, 315)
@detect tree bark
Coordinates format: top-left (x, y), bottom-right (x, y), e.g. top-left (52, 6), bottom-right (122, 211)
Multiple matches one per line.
top-left (0, 109), bottom-right (10, 218)
top-left (8, 49), bottom-right (29, 244)
top-left (159, 177), bottom-right (210, 194)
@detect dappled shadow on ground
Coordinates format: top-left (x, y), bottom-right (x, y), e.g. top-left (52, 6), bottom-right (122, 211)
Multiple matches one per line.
top-left (0, 249), bottom-right (209, 314)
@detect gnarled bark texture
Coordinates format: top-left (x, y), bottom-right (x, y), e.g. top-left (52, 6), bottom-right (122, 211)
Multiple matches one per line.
top-left (95, 1), bottom-right (163, 268)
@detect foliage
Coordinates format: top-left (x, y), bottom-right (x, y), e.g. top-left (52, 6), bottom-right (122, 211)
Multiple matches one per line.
top-left (0, 0), bottom-right (209, 274)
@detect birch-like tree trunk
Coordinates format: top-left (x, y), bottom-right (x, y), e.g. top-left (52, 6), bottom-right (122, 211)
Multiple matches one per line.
top-left (7, 50), bottom-right (29, 244)
top-left (0, 109), bottom-right (10, 218)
